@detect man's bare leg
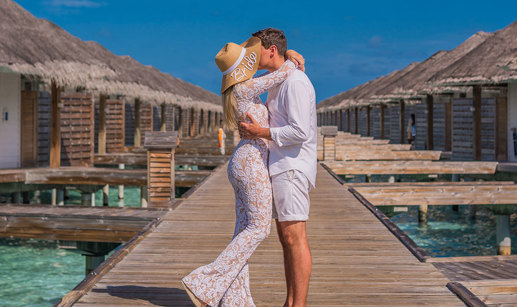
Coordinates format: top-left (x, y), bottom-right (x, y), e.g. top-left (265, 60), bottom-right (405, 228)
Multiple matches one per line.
top-left (276, 219), bottom-right (294, 307)
top-left (277, 220), bottom-right (312, 307)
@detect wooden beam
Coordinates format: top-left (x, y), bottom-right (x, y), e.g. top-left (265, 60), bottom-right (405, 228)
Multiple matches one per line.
top-left (426, 95), bottom-right (434, 150)
top-left (133, 99), bottom-right (141, 147)
top-left (98, 94), bottom-right (107, 154)
top-left (50, 81), bottom-right (61, 168)
top-left (325, 160), bottom-right (498, 175)
top-left (473, 85), bottom-right (482, 160)
top-left (189, 108), bottom-right (196, 137)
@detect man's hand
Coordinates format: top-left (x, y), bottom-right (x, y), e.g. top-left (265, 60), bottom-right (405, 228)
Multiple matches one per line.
top-left (238, 113), bottom-right (271, 140)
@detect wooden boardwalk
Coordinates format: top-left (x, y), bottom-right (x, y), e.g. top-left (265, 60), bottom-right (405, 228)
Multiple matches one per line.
top-left (71, 164), bottom-right (464, 306)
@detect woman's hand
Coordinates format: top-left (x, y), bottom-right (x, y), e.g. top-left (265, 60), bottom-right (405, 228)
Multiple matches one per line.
top-left (286, 49), bottom-right (305, 72)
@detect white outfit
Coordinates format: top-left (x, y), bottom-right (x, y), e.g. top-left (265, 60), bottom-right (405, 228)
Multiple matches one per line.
top-left (267, 69), bottom-right (317, 221)
top-left (182, 60), bottom-right (297, 307)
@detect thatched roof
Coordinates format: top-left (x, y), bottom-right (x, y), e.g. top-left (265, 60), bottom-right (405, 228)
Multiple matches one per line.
top-left (428, 21), bottom-right (517, 86)
top-left (0, 0), bottom-right (221, 111)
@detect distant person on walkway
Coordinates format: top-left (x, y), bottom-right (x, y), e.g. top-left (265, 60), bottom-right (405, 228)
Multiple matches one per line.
top-left (182, 33), bottom-right (305, 306)
top-left (407, 113), bottom-right (416, 145)
top-left (239, 28), bottom-right (317, 307)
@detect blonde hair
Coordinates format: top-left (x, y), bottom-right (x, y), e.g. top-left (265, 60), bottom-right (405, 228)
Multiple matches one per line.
top-left (222, 87), bottom-right (238, 130)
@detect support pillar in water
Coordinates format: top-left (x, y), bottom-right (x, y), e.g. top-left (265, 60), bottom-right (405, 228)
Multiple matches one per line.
top-left (496, 215), bottom-right (511, 255)
top-left (418, 204), bottom-right (428, 225)
top-left (51, 188), bottom-right (57, 205)
top-left (140, 186), bottom-right (148, 208)
top-left (451, 174), bottom-right (459, 212)
top-left (102, 184), bottom-right (109, 207)
top-left (81, 190), bottom-right (96, 207)
top-left (118, 164), bottom-right (125, 200)
top-left (31, 190), bottom-right (41, 204)
top-left (76, 241), bottom-right (120, 275)
top-left (57, 189), bottom-right (64, 206)
top-left (12, 192), bottom-right (22, 204)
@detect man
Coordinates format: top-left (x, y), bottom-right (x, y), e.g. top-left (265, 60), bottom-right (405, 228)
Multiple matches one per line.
top-left (239, 28), bottom-right (317, 307)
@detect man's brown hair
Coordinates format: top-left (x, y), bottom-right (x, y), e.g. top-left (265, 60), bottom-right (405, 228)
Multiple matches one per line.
top-left (252, 28), bottom-right (287, 56)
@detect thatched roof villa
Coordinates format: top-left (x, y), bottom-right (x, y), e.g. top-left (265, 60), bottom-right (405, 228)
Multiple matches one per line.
top-left (318, 21), bottom-right (517, 162)
top-left (0, 0), bottom-right (222, 169)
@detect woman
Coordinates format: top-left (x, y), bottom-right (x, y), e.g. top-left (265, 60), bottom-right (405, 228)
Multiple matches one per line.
top-left (181, 37), bottom-right (303, 306)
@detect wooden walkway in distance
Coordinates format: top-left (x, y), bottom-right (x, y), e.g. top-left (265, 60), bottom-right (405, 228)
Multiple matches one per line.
top-left (72, 164), bottom-right (464, 306)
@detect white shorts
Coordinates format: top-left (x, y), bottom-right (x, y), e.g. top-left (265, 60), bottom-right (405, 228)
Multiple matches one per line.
top-left (271, 169), bottom-right (311, 222)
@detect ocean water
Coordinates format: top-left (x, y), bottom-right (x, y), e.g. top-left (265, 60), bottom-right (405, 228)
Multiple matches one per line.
top-left (0, 238), bottom-right (83, 307)
top-left (388, 205), bottom-right (517, 257)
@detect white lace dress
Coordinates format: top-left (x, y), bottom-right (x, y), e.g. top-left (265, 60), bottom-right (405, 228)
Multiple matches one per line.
top-left (182, 60), bottom-right (297, 307)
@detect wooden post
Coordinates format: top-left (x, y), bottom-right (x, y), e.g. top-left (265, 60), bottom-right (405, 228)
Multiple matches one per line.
top-left (366, 105), bottom-right (371, 136)
top-left (418, 204), bottom-right (428, 225)
top-left (50, 81), bottom-right (61, 168)
top-left (51, 188), bottom-right (57, 205)
top-left (473, 85), bottom-right (482, 160)
top-left (202, 109), bottom-right (208, 135)
top-left (177, 107), bottom-right (183, 136)
top-left (134, 99), bottom-right (141, 147)
top-left (399, 100), bottom-right (406, 144)
top-left (322, 126), bottom-right (337, 161)
top-left (160, 103), bottom-right (167, 131)
top-left (496, 95), bottom-right (508, 161)
top-left (445, 99), bottom-right (452, 151)
top-left (144, 131), bottom-right (178, 208)
top-left (102, 184), bottom-right (109, 207)
top-left (57, 189), bottom-right (64, 206)
top-left (118, 163), bottom-right (124, 200)
top-left (346, 109), bottom-right (351, 132)
top-left (12, 192), bottom-right (22, 204)
top-left (354, 108), bottom-right (358, 134)
top-left (210, 111), bottom-right (216, 133)
top-left (98, 94), bottom-right (107, 154)
top-left (426, 95), bottom-right (434, 150)
top-left (380, 104), bottom-right (385, 139)
top-left (496, 215), bottom-right (511, 255)
top-left (189, 108), bottom-right (196, 137)
top-left (140, 186), bottom-right (148, 208)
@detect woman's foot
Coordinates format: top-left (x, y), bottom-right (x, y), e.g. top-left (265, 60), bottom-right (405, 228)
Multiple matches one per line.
top-left (181, 281), bottom-right (207, 307)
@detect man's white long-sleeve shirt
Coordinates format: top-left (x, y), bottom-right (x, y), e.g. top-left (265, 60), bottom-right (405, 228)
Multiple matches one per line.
top-left (268, 69), bottom-right (317, 187)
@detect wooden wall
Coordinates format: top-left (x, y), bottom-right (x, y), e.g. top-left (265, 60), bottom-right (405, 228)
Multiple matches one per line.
top-left (481, 98), bottom-right (496, 161)
top-left (452, 98), bottom-right (473, 160)
top-left (371, 107), bottom-right (381, 139)
top-left (60, 93), bottom-right (94, 167)
top-left (37, 92), bottom-right (50, 167)
top-left (415, 103), bottom-right (427, 150)
top-left (389, 104), bottom-right (400, 144)
top-left (106, 99), bottom-right (125, 153)
top-left (433, 102), bottom-right (447, 151)
top-left (358, 108), bottom-right (367, 136)
top-left (125, 103), bottom-right (134, 146)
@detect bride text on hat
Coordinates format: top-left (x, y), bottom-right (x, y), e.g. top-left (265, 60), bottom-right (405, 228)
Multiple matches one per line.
top-left (231, 52), bottom-right (257, 81)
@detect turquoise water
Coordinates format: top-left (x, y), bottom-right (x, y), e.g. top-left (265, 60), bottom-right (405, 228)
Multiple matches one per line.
top-left (0, 238), bottom-right (84, 307)
top-left (388, 205), bottom-right (517, 257)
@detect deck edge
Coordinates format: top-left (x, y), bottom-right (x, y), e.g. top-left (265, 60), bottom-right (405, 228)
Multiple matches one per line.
top-left (446, 282), bottom-right (488, 307)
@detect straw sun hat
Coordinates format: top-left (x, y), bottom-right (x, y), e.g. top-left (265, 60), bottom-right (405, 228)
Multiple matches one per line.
top-left (215, 36), bottom-right (261, 94)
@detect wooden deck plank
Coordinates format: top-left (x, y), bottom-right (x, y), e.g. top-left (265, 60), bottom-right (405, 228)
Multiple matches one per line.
top-left (71, 164), bottom-right (463, 306)
top-left (325, 161), bottom-right (498, 175)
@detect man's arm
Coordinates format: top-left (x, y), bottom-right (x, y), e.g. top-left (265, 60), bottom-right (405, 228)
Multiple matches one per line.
top-left (239, 79), bottom-right (312, 146)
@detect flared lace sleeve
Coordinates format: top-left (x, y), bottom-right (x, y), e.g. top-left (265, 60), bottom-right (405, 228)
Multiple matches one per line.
top-left (234, 60), bottom-right (297, 100)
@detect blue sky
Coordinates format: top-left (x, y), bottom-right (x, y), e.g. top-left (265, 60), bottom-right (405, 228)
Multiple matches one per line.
top-left (15, 0), bottom-right (517, 102)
